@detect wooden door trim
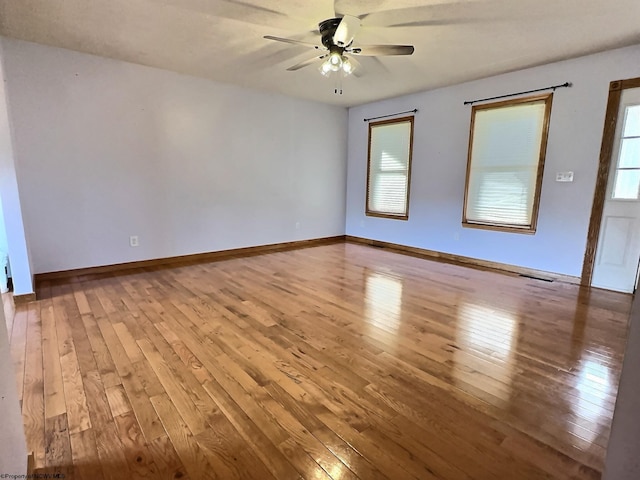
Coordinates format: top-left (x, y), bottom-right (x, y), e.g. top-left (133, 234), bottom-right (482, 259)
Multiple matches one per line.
top-left (581, 77), bottom-right (640, 286)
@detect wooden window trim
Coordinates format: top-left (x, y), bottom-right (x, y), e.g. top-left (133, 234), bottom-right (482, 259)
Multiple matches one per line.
top-left (365, 116), bottom-right (414, 220)
top-left (462, 93), bottom-right (554, 234)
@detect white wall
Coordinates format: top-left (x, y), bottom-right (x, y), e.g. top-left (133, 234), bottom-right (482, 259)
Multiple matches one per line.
top-left (604, 291), bottom-right (640, 479)
top-left (346, 44), bottom-right (640, 277)
top-left (0, 197), bottom-right (9, 258)
top-left (0, 40), bottom-right (34, 294)
top-left (0, 38), bottom-right (348, 274)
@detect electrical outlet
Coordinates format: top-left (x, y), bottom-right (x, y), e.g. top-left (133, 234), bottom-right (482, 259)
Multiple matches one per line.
top-left (295, 222), bottom-right (300, 230)
top-left (129, 235), bottom-right (139, 247)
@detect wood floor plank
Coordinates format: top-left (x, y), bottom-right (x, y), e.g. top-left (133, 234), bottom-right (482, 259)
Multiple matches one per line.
top-left (113, 410), bottom-right (162, 478)
top-left (152, 314), bottom-right (305, 479)
top-left (194, 410), bottom-right (278, 480)
top-left (7, 243), bottom-right (633, 479)
top-left (51, 284), bottom-right (75, 358)
top-left (77, 288), bottom-right (121, 388)
top-left (200, 378), bottom-right (302, 480)
top-left (43, 413), bottom-right (73, 477)
top-left (96, 423), bottom-right (132, 480)
top-left (92, 308), bottom-right (165, 441)
top-left (112, 322), bottom-right (145, 363)
top-left (60, 350), bottom-right (92, 434)
top-left (260, 385), bottom-right (360, 480)
top-left (41, 299), bottom-right (66, 419)
top-left (146, 434), bottom-right (191, 480)
top-left (9, 307), bottom-right (27, 402)
top-left (81, 369), bottom-right (131, 480)
top-left (499, 429), bottom-right (600, 480)
top-left (114, 285), bottom-right (223, 426)
top-left (21, 303), bottom-right (46, 469)
top-left (138, 338), bottom-right (210, 435)
top-left (69, 428), bottom-right (106, 480)
top-left (150, 393), bottom-right (217, 480)
top-left (264, 381), bottom-right (390, 480)
top-left (105, 383), bottom-right (133, 418)
top-left (314, 409), bottom-right (424, 480)
top-left (119, 367), bottom-right (166, 442)
top-left (60, 283), bottom-right (100, 377)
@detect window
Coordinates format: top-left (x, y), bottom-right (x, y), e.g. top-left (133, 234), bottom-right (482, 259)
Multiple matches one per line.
top-left (463, 94), bottom-right (553, 233)
top-left (612, 104), bottom-right (640, 199)
top-left (366, 116), bottom-right (414, 219)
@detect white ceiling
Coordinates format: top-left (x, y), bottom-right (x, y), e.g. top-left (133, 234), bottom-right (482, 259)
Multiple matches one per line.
top-left (1, 0), bottom-right (639, 107)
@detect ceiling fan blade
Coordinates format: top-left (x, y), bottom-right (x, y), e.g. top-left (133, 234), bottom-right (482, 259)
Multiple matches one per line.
top-left (334, 0), bottom-right (385, 17)
top-left (224, 0), bottom-right (286, 16)
top-left (287, 55), bottom-right (327, 71)
top-left (263, 36), bottom-right (321, 50)
top-left (350, 45), bottom-right (414, 56)
top-left (360, 3), bottom-right (494, 28)
top-left (162, 0), bottom-right (297, 30)
top-left (385, 20), bottom-right (463, 27)
top-left (333, 15), bottom-right (361, 47)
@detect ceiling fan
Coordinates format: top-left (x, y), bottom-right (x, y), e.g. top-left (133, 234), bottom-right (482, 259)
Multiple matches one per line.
top-left (263, 15), bottom-right (414, 79)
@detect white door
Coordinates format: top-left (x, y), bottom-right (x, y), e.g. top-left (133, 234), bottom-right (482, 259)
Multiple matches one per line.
top-left (592, 87), bottom-right (640, 293)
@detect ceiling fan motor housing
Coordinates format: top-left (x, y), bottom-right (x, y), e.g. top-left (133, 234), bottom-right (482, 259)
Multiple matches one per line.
top-left (319, 18), bottom-right (343, 48)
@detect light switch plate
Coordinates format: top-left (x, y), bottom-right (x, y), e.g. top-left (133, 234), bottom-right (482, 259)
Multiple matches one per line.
top-left (556, 171), bottom-right (574, 182)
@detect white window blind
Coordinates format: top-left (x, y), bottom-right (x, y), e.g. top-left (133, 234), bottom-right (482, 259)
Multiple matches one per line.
top-left (464, 96), bottom-right (551, 231)
top-left (367, 118), bottom-right (413, 218)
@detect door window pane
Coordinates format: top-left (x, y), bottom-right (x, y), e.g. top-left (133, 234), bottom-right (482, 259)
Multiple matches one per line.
top-left (612, 105), bottom-right (640, 200)
top-left (613, 169), bottom-right (640, 199)
top-left (623, 105), bottom-right (640, 137)
top-left (618, 138), bottom-right (640, 168)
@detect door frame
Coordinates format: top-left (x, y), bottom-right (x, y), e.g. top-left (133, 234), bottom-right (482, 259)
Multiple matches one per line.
top-left (582, 76), bottom-right (640, 286)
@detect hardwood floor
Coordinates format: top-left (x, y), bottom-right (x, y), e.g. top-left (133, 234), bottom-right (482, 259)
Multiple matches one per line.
top-left (7, 243), bottom-right (632, 479)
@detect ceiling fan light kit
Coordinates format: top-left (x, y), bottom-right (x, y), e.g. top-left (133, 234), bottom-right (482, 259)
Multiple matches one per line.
top-left (320, 51), bottom-right (352, 76)
top-left (264, 14), bottom-right (414, 92)
top-left (342, 57), bottom-right (353, 74)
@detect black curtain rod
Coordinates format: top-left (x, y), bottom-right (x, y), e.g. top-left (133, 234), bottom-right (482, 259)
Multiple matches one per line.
top-left (364, 109), bottom-right (418, 122)
top-left (464, 82), bottom-right (571, 106)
